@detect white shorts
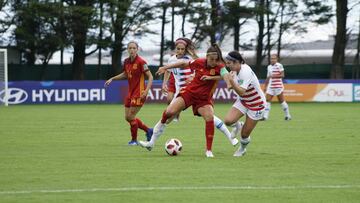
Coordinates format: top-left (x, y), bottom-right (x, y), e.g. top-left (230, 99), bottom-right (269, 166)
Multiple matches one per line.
top-left (266, 87), bottom-right (284, 96)
top-left (233, 99), bottom-right (265, 121)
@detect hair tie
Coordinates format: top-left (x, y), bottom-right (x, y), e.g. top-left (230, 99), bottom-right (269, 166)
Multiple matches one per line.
top-left (225, 54), bottom-right (238, 61)
top-left (175, 39), bottom-right (187, 46)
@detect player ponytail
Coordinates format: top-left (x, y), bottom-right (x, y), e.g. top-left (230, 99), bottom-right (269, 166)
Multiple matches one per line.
top-left (226, 51), bottom-right (245, 64)
top-left (206, 43), bottom-right (224, 63)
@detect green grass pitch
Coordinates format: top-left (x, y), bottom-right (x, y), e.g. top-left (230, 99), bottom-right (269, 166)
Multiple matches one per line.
top-left (0, 103), bottom-right (359, 202)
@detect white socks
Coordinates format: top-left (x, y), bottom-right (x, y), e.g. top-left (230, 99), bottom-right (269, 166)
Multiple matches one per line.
top-left (240, 136), bottom-right (250, 149)
top-left (149, 120), bottom-right (166, 146)
top-left (281, 101), bottom-right (291, 117)
top-left (214, 115), bottom-right (236, 145)
top-left (263, 102), bottom-right (271, 119)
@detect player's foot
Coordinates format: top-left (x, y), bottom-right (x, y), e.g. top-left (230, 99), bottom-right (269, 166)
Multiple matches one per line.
top-left (128, 140), bottom-right (138, 146)
top-left (139, 140), bottom-right (153, 151)
top-left (233, 147), bottom-right (246, 157)
top-left (231, 138), bottom-right (239, 146)
top-left (205, 150), bottom-right (214, 158)
top-left (230, 121), bottom-right (243, 139)
top-left (285, 116), bottom-right (292, 121)
top-left (146, 128), bottom-right (153, 141)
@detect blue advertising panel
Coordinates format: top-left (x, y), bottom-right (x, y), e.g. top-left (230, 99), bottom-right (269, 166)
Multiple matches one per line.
top-left (2, 80), bottom-right (359, 105)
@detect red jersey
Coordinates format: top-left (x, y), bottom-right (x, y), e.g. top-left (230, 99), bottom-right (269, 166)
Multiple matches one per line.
top-left (182, 58), bottom-right (223, 100)
top-left (123, 55), bottom-right (149, 98)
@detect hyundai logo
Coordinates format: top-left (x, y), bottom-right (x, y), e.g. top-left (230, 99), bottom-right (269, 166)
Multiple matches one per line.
top-left (0, 88), bottom-right (28, 104)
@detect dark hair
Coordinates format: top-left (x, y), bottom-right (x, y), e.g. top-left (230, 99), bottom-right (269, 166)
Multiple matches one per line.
top-left (206, 43), bottom-right (224, 63)
top-left (127, 41), bottom-right (139, 48)
top-left (226, 51), bottom-right (245, 64)
top-left (175, 37), bottom-right (199, 59)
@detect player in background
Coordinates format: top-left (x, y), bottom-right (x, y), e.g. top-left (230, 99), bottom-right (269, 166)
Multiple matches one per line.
top-left (221, 51), bottom-right (266, 157)
top-left (105, 41), bottom-right (153, 145)
top-left (161, 37), bottom-right (238, 145)
top-left (140, 44), bottom-right (233, 158)
top-left (263, 54), bottom-right (291, 120)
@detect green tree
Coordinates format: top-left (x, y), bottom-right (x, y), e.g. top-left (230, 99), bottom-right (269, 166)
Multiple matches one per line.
top-left (107, 0), bottom-right (154, 76)
top-left (331, 0), bottom-right (348, 79)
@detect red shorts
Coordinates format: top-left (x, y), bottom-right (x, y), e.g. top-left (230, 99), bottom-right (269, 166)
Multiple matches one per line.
top-left (178, 91), bottom-right (213, 116)
top-left (124, 96), bottom-right (145, 108)
top-left (168, 73), bottom-right (176, 93)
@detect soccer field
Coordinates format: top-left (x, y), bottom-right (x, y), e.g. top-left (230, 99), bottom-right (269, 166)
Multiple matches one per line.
top-left (0, 103), bottom-right (359, 202)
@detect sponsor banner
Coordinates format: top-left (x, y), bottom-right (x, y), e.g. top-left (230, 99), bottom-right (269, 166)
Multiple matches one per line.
top-left (1, 81), bottom-right (357, 105)
top-left (281, 84), bottom-right (353, 102)
top-left (354, 84), bottom-right (360, 102)
top-left (312, 83), bottom-right (353, 102)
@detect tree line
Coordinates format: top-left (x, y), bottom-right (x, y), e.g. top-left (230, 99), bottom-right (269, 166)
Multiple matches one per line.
top-left (0, 0), bottom-right (358, 79)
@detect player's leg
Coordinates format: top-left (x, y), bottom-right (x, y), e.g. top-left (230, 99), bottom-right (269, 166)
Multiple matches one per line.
top-left (139, 96), bottom-right (186, 150)
top-left (277, 92), bottom-right (291, 120)
top-left (233, 115), bottom-right (258, 156)
top-left (213, 115), bottom-right (239, 146)
top-left (263, 93), bottom-right (273, 120)
top-left (125, 106), bottom-right (141, 145)
top-left (198, 104), bottom-right (215, 158)
top-left (224, 100), bottom-right (245, 139)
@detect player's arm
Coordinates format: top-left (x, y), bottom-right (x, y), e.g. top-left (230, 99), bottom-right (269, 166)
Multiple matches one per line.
top-left (271, 71), bottom-right (284, 78)
top-left (162, 71), bottom-right (170, 93)
top-left (228, 71), bottom-right (247, 96)
top-left (104, 72), bottom-right (127, 87)
top-left (141, 67), bottom-right (153, 99)
top-left (200, 75), bottom-right (222, 81)
top-left (156, 60), bottom-right (189, 75)
top-left (219, 67), bottom-right (233, 89)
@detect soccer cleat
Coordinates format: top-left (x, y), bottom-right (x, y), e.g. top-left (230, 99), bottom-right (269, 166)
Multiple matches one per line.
top-left (146, 128), bottom-right (153, 141)
top-left (139, 140), bottom-right (153, 151)
top-left (285, 116), bottom-right (292, 121)
top-left (233, 147), bottom-right (247, 157)
top-left (231, 138), bottom-right (239, 146)
top-left (205, 150), bottom-right (214, 158)
top-left (128, 140), bottom-right (138, 146)
top-left (230, 121), bottom-right (244, 139)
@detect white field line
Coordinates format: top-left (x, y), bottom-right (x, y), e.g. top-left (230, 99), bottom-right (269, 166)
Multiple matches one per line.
top-left (0, 185), bottom-right (359, 195)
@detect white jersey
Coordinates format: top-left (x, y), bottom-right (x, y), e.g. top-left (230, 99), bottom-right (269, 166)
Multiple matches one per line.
top-left (267, 62), bottom-right (284, 89)
top-left (234, 64), bottom-right (266, 111)
top-left (167, 54), bottom-right (194, 95)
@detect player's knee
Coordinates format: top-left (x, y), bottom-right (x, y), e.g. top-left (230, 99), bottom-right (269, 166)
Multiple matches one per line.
top-left (125, 115), bottom-right (134, 122)
top-left (224, 118), bottom-right (233, 126)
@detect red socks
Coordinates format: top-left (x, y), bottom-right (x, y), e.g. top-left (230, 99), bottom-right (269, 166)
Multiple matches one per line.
top-left (136, 118), bottom-right (149, 132)
top-left (205, 120), bottom-right (214, 151)
top-left (129, 120), bottom-right (138, 141)
top-left (161, 110), bottom-right (168, 124)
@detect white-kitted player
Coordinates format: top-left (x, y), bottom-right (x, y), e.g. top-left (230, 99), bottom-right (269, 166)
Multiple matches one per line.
top-left (263, 54), bottom-right (291, 121)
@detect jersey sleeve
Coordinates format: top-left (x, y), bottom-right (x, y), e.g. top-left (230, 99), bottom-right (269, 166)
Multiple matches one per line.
top-left (239, 68), bottom-right (253, 89)
top-left (278, 63), bottom-right (284, 72)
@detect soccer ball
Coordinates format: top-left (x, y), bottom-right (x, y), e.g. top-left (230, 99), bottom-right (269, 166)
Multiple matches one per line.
top-left (165, 138), bottom-right (182, 156)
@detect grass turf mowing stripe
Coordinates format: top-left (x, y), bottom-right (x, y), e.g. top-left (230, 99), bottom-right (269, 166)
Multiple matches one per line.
top-left (1, 185), bottom-right (360, 195)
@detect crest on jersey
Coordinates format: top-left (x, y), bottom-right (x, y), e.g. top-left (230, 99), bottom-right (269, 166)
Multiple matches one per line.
top-left (238, 79), bottom-right (244, 85)
top-left (133, 64), bottom-right (138, 69)
top-left (210, 69), bottom-right (215, 75)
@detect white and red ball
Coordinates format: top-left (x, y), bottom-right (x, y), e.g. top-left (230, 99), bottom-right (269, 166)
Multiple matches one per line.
top-left (165, 138), bottom-right (183, 156)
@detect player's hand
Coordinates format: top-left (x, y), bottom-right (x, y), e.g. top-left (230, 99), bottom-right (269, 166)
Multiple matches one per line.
top-left (200, 75), bottom-right (212, 81)
top-left (156, 66), bottom-right (167, 75)
top-left (229, 71), bottom-right (237, 78)
top-left (162, 83), bottom-right (168, 93)
top-left (140, 90), bottom-right (148, 100)
top-left (185, 75), bottom-right (194, 84)
top-left (104, 79), bottom-right (112, 87)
